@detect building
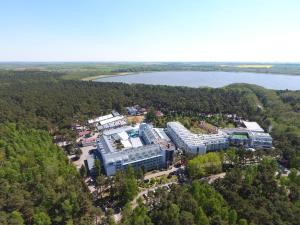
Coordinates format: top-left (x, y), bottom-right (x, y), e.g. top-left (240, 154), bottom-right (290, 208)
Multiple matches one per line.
top-left (127, 106), bottom-right (138, 116)
top-left (85, 154), bottom-right (96, 176)
top-left (166, 122), bottom-right (229, 154)
top-left (250, 131), bottom-right (273, 148)
top-left (97, 123), bottom-right (175, 176)
top-left (241, 121), bottom-right (265, 133)
top-left (96, 115), bottom-right (127, 131)
top-left (166, 122), bottom-right (206, 154)
top-left (166, 121), bottom-right (272, 154)
top-left (88, 114), bottom-right (114, 125)
top-left (88, 111), bottom-right (127, 131)
top-left (79, 130), bottom-right (91, 138)
top-left (126, 105), bottom-right (147, 116)
top-left (222, 127), bottom-right (273, 149)
top-left (81, 136), bottom-right (98, 147)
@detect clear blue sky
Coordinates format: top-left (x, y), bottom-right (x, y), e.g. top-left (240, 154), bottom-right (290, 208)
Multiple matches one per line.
top-left (1, 0), bottom-right (300, 62)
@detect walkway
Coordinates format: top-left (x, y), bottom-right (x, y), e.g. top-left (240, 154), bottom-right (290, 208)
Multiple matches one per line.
top-left (144, 166), bottom-right (182, 180)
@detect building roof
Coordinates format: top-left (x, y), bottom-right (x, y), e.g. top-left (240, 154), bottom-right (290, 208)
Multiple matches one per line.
top-left (97, 123), bottom-right (172, 166)
top-left (88, 114), bottom-right (113, 124)
top-left (101, 143), bottom-right (162, 165)
top-left (117, 131), bottom-right (129, 141)
top-left (121, 139), bottom-right (132, 148)
top-left (79, 130), bottom-right (91, 137)
top-left (242, 121), bottom-right (264, 132)
top-left (130, 137), bottom-right (143, 148)
top-left (167, 122), bottom-right (229, 147)
top-left (231, 134), bottom-right (249, 139)
top-left (99, 115), bottom-right (125, 125)
top-left (86, 154), bottom-right (95, 171)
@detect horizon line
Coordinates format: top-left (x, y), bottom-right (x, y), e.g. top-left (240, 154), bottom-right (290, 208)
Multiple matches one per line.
top-left (1, 61), bottom-right (300, 64)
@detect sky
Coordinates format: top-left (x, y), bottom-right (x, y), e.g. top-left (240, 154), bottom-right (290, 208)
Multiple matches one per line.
top-left (1, 0), bottom-right (300, 62)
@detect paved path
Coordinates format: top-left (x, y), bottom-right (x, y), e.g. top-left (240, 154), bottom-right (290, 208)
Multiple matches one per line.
top-left (132, 182), bottom-right (176, 208)
top-left (144, 166), bottom-right (182, 180)
top-left (114, 181), bottom-right (177, 223)
top-left (72, 145), bottom-right (95, 169)
top-left (201, 172), bottom-right (226, 184)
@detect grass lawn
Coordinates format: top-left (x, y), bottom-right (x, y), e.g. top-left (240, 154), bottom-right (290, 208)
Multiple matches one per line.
top-left (127, 115), bottom-right (145, 124)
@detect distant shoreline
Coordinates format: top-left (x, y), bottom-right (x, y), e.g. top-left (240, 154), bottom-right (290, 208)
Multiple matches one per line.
top-left (87, 70), bottom-right (300, 82)
top-left (81, 72), bottom-right (136, 81)
top-left (91, 71), bottom-right (300, 90)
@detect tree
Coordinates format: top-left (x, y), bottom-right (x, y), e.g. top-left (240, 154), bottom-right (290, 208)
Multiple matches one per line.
top-left (75, 148), bottom-right (82, 160)
top-left (93, 207), bottom-right (103, 225)
top-left (135, 167), bottom-right (145, 180)
top-left (62, 200), bottom-right (73, 219)
top-left (187, 152), bottom-right (222, 179)
top-left (106, 208), bottom-right (116, 225)
top-left (239, 219), bottom-right (248, 225)
top-left (8, 211), bottom-right (24, 225)
top-left (66, 144), bottom-right (75, 155)
top-left (228, 209), bottom-right (237, 225)
top-left (66, 219), bottom-right (74, 225)
top-left (95, 174), bottom-right (106, 199)
top-left (180, 211), bottom-right (195, 225)
top-left (121, 203), bottom-right (133, 224)
top-left (291, 156), bottom-right (300, 169)
top-left (122, 200), bottom-right (153, 225)
top-left (146, 107), bottom-right (157, 123)
top-left (226, 147), bottom-right (238, 165)
top-left (195, 207), bottom-right (209, 225)
top-left (0, 124), bottom-right (96, 225)
top-left (80, 165), bottom-right (87, 178)
top-left (33, 212), bottom-right (51, 225)
top-left (94, 158), bottom-right (102, 177)
top-left (123, 166), bottom-right (138, 203)
top-left (113, 167), bottom-right (138, 204)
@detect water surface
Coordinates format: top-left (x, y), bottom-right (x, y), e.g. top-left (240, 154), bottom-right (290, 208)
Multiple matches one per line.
top-left (96, 71), bottom-right (300, 90)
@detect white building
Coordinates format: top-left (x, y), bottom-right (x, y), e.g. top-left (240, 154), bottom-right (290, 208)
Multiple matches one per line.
top-left (88, 114), bottom-right (113, 124)
top-left (222, 127), bottom-right (273, 149)
top-left (166, 122), bottom-right (229, 154)
top-left (97, 124), bottom-right (175, 176)
top-left (242, 121), bottom-right (265, 133)
top-left (166, 121), bottom-right (272, 154)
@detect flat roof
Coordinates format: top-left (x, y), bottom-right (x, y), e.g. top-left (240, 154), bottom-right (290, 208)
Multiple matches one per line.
top-left (130, 137), bottom-right (144, 148)
top-left (231, 134), bottom-right (249, 139)
top-left (99, 115), bottom-right (125, 125)
top-left (242, 121), bottom-right (264, 132)
top-left (167, 122), bottom-right (228, 147)
top-left (88, 114), bottom-right (113, 124)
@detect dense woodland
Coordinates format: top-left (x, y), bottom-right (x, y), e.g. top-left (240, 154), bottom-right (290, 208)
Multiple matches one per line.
top-left (214, 159), bottom-right (300, 225)
top-left (0, 70), bottom-right (300, 224)
top-left (0, 123), bottom-right (98, 225)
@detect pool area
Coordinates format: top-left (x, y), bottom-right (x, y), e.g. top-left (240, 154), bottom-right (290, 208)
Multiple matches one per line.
top-left (127, 130), bottom-right (139, 138)
top-left (231, 134), bottom-right (249, 139)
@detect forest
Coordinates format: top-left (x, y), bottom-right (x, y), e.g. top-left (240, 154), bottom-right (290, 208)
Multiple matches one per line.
top-left (0, 123), bottom-right (98, 225)
top-left (0, 70), bottom-right (300, 224)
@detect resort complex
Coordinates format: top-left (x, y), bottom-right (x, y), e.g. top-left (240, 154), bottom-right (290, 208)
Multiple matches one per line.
top-left (79, 110), bottom-right (274, 176)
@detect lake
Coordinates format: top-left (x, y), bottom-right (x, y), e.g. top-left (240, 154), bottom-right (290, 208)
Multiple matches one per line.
top-left (96, 71), bottom-right (300, 90)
